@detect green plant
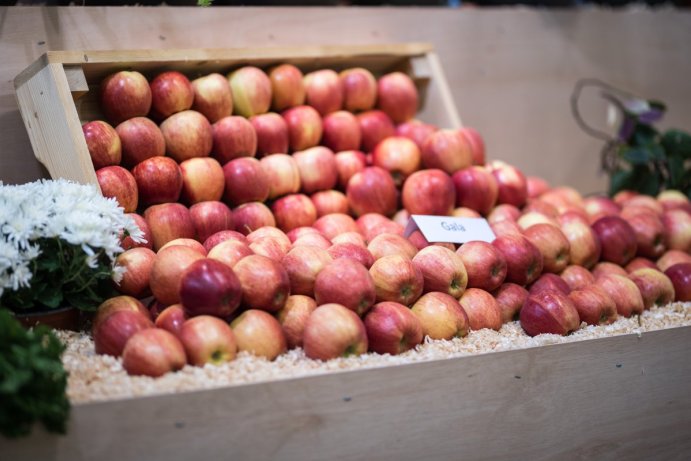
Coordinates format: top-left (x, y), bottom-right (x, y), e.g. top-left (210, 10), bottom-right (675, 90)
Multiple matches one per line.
top-left (0, 308), bottom-right (70, 438)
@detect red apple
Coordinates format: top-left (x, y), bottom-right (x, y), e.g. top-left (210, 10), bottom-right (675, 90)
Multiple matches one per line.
top-left (96, 165), bottom-right (138, 213)
top-left (412, 245), bottom-right (467, 298)
top-left (121, 212), bottom-right (152, 250)
top-left (591, 215), bottom-right (638, 266)
top-left (179, 157), bottom-right (225, 204)
top-left (149, 245), bottom-right (205, 305)
top-left (230, 309), bottom-right (287, 360)
top-left (203, 229), bottom-right (248, 250)
top-left (492, 234), bottom-right (544, 286)
top-left (310, 190), bottom-right (349, 217)
top-left (568, 285), bottom-right (618, 326)
top-left (282, 105), bottom-right (323, 151)
top-left (523, 199), bottom-right (559, 218)
top-left (490, 218), bottom-right (523, 239)
top-left (523, 223), bottom-right (571, 274)
top-left (222, 157), bottom-right (269, 206)
top-left (179, 315), bottom-right (238, 365)
top-left (149, 71), bottom-right (194, 120)
top-left (144, 203), bottom-right (195, 251)
top-left (340, 67), bottom-right (377, 112)
top-left (529, 273), bottom-right (571, 295)
top-left (372, 136), bottom-right (421, 186)
top-left (321, 110), bottom-right (362, 152)
top-left (346, 166), bottom-right (398, 217)
top-left (421, 129), bottom-right (473, 175)
top-left (115, 116), bottom-right (166, 168)
top-left (92, 295), bottom-right (150, 335)
top-left (657, 249), bottom-right (691, 272)
top-left (122, 328), bottom-right (186, 377)
top-left (395, 119), bottom-right (437, 151)
top-left (662, 209), bottom-right (691, 252)
top-left (191, 72), bottom-right (233, 123)
top-left (558, 212), bottom-right (602, 269)
top-left (459, 288), bottom-right (502, 331)
top-left (628, 268), bottom-right (675, 309)
top-left (247, 236), bottom-right (290, 263)
top-left (458, 126), bottom-right (486, 166)
top-left (292, 232), bottom-right (332, 251)
top-left (331, 231), bottom-right (367, 248)
top-left (625, 257), bottom-right (658, 273)
top-left (291, 146), bottom-right (338, 194)
top-left (451, 166), bottom-right (499, 216)
top-left (526, 176), bottom-right (550, 199)
top-left (334, 150), bottom-right (367, 190)
top-left (83, 120), bottom-right (121, 169)
top-left (595, 273), bottom-right (645, 317)
top-left (591, 261), bottom-right (629, 279)
top-left (211, 115), bottom-right (257, 163)
top-left (402, 169), bottom-right (455, 216)
top-left (456, 241), bottom-right (508, 292)
top-left (520, 289), bottom-right (581, 336)
top-left (356, 110), bottom-right (396, 153)
top-left (492, 282), bottom-right (529, 323)
top-left (314, 258), bottom-right (376, 316)
top-left (356, 213), bottom-right (405, 241)
top-left (624, 209), bottom-right (667, 259)
top-left (232, 202), bottom-right (276, 235)
top-left (179, 258), bottom-right (242, 318)
top-left (487, 203), bottom-right (521, 225)
top-left (560, 264), bottom-right (596, 291)
top-left (100, 70), bottom-right (152, 125)
top-left (657, 189), bottom-right (691, 213)
top-left (622, 195), bottom-right (664, 216)
top-left (259, 153), bottom-right (301, 199)
top-left (583, 195), bottom-right (621, 223)
top-left (376, 72), bottom-right (418, 124)
top-left (269, 193), bottom-right (316, 232)
top-left (369, 254), bottom-right (424, 305)
top-left (228, 66), bottom-right (272, 118)
top-left (486, 160), bottom-right (528, 208)
top-left (312, 213), bottom-right (360, 240)
top-left (234, 254), bottom-right (290, 312)
top-left (207, 238), bottom-right (253, 269)
top-left (93, 309), bottom-right (154, 357)
top-left (281, 245), bottom-right (332, 296)
top-left (451, 207), bottom-right (482, 219)
top-left (132, 156), bottom-right (182, 206)
top-left (269, 63), bottom-right (305, 111)
top-left (188, 200), bottom-right (234, 243)
top-left (158, 238), bottom-right (207, 255)
top-left (367, 232), bottom-right (418, 261)
top-left (411, 292), bottom-right (469, 340)
top-left (327, 243), bottom-right (375, 269)
top-left (303, 69), bottom-right (343, 116)
top-left (114, 247), bottom-right (156, 298)
top-left (154, 304), bottom-right (189, 336)
top-left (276, 295), bottom-right (317, 349)
top-left (364, 301), bottom-right (423, 355)
top-left (250, 112), bottom-right (289, 157)
top-left (160, 110), bottom-right (213, 162)
top-left (664, 263), bottom-right (691, 301)
top-left (303, 303), bottom-right (368, 360)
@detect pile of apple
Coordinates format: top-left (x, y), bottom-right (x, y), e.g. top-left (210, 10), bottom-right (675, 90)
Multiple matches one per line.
top-left (83, 60), bottom-right (691, 379)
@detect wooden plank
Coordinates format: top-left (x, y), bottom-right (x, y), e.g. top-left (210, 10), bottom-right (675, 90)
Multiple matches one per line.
top-left (3, 327), bottom-right (690, 460)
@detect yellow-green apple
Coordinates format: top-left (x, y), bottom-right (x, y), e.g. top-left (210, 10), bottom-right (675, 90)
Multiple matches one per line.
top-left (293, 146), bottom-right (338, 194)
top-left (96, 165), bottom-right (138, 213)
top-left (149, 245), bottom-right (204, 305)
top-left (411, 291), bottom-right (469, 340)
top-left (132, 156), bottom-right (182, 206)
top-left (402, 169), bottom-right (455, 216)
top-left (149, 71), bottom-right (194, 120)
top-left (334, 150), bottom-right (367, 189)
top-left (331, 231), bottom-right (367, 248)
top-left (487, 203), bottom-right (521, 224)
top-left (356, 110), bottom-right (396, 153)
top-left (83, 120), bottom-right (121, 169)
top-left (369, 254), bottom-right (423, 305)
top-left (276, 294), bottom-right (317, 349)
top-left (158, 238), bottom-right (207, 255)
top-left (211, 115), bottom-right (257, 163)
top-left (451, 166), bottom-right (499, 216)
top-left (321, 110), bottom-right (361, 152)
top-left (529, 273), bottom-right (571, 295)
top-left (189, 201), bottom-right (234, 243)
top-left (160, 110), bottom-right (213, 162)
top-left (282, 105), bottom-right (323, 151)
top-left (179, 258), bottom-right (242, 318)
top-left (314, 258), bottom-right (376, 316)
top-left (657, 189), bottom-right (691, 213)
top-left (664, 263), bottom-right (691, 301)
top-left (628, 268), bottom-right (675, 309)
top-left (364, 301), bottom-right (423, 354)
top-left (268, 63), bottom-right (305, 111)
top-left (624, 209), bottom-right (667, 259)
top-left (492, 234), bottom-right (543, 286)
top-left (303, 303), bottom-right (368, 360)
top-left (311, 190), bottom-right (349, 217)
top-left (459, 288), bottom-right (502, 331)
top-left (595, 273), bottom-right (645, 317)
top-left (661, 209), bottom-right (691, 252)
top-left (327, 243), bottom-right (375, 269)
top-left (228, 66), bottom-right (272, 118)
top-left (269, 193), bottom-right (316, 232)
top-left (93, 308), bottom-right (154, 357)
top-left (456, 241), bottom-right (508, 292)
top-left (625, 257), bottom-right (658, 273)
top-left (222, 157), bottom-right (269, 206)
top-left (230, 309), bottom-right (287, 360)
top-left (232, 202), bottom-right (276, 235)
top-left (92, 295), bottom-right (150, 335)
top-left (458, 126), bottom-right (486, 166)
top-left (526, 176), bottom-right (550, 199)
top-left (557, 212), bottom-right (601, 269)
top-left (207, 238), bottom-right (253, 269)
top-left (100, 70), bottom-right (152, 125)
top-left (492, 282), bottom-right (528, 323)
top-left (356, 213), bottom-right (404, 241)
top-left (313, 213), bottom-right (360, 240)
top-left (367, 232), bottom-right (418, 261)
top-left (180, 157), bottom-right (225, 204)
top-left (591, 261), bottom-right (628, 279)
top-left (395, 119), bottom-right (437, 150)
top-left (282, 245), bottom-right (332, 296)
top-left (122, 328), bottom-right (186, 377)
top-left (179, 315), bottom-right (237, 365)
top-left (568, 285), bottom-right (617, 326)
top-left (412, 245), bottom-right (467, 298)
top-left (292, 231), bottom-right (332, 251)
top-left (591, 215), bottom-right (638, 266)
top-left (339, 67), bottom-right (377, 112)
top-left (486, 160), bottom-right (528, 208)
top-left (191, 72), bottom-right (233, 123)
top-left (250, 112), bottom-right (289, 156)
top-left (559, 264), bottom-right (595, 291)
top-left (376, 72), bottom-right (418, 124)
top-left (421, 129), bottom-right (472, 175)
top-left (143, 203), bottom-right (195, 251)
top-left (303, 69), bottom-right (343, 116)
top-left (523, 223), bottom-right (571, 273)
top-left (154, 304), bottom-right (188, 336)
top-left (114, 247), bottom-right (156, 298)
top-left (115, 116), bottom-right (166, 168)
top-left (259, 153), bottom-right (301, 199)
top-left (372, 136), bottom-right (421, 186)
top-left (347, 167), bottom-right (398, 217)
top-left (657, 249), bottom-right (691, 272)
top-left (234, 254), bottom-right (290, 312)
top-left (520, 289), bottom-right (581, 336)
top-left (583, 195), bottom-right (621, 224)
top-left (121, 212), bottom-right (152, 250)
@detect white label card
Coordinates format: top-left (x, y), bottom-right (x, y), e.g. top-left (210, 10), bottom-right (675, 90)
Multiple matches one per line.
top-left (403, 215), bottom-right (496, 244)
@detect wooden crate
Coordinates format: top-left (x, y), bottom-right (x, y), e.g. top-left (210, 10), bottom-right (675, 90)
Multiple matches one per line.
top-left (13, 43), bottom-right (460, 186)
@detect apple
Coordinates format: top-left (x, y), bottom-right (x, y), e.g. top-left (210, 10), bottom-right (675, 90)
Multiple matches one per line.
top-left (93, 309), bottom-right (154, 357)
top-left (371, 136), bottom-right (421, 186)
top-left (334, 150), bottom-right (367, 189)
top-left (420, 129), bottom-right (472, 175)
top-left (458, 126), bottom-right (486, 166)
top-left (451, 207), bottom-right (482, 219)
top-left (456, 241), bottom-right (508, 292)
top-left (188, 201), bottom-right (234, 243)
top-left (282, 105), bottom-right (323, 151)
top-left (664, 263), bottom-right (691, 301)
top-left (451, 166), bottom-right (499, 216)
top-left (150, 246), bottom-right (206, 307)
top-left (517, 212), bottom-right (558, 230)
top-left (276, 294), bottom-right (317, 349)
top-left (256, 154), bottom-right (300, 200)
top-left (412, 245), bottom-right (467, 298)
top-left (230, 309), bottom-right (287, 360)
top-left (622, 195), bottom-right (664, 216)
top-left (92, 295), bottom-right (150, 335)
top-left (179, 157), bottom-right (225, 204)
top-left (100, 70), bottom-right (152, 125)
top-left (143, 203), bottom-right (195, 251)
top-left (560, 264), bottom-right (596, 291)
top-left (122, 328), bottom-right (186, 377)
top-left (247, 237), bottom-right (289, 263)
top-left (625, 257), bottom-right (659, 273)
top-left (657, 189), bottom-right (691, 213)
top-left (624, 210), bottom-right (667, 259)
top-left (459, 288), bottom-right (502, 331)
top-left (154, 304), bottom-right (189, 336)
top-left (364, 301), bottom-right (423, 355)
top-left (568, 285), bottom-right (618, 326)
top-left (657, 249), bottom-right (691, 272)
top-left (250, 112), bottom-right (289, 157)
top-left (179, 315), bottom-right (237, 365)
top-left (406, 230), bottom-right (455, 252)
top-left (340, 67), bottom-right (377, 112)
top-left (491, 234), bottom-right (543, 286)
top-left (369, 254), bottom-right (424, 306)
top-left (222, 157), bottom-right (269, 206)
top-left (83, 120), bottom-right (121, 169)
top-left (179, 258), bottom-right (242, 318)
top-left (376, 72), bottom-right (418, 124)
top-left (523, 199), bottom-right (559, 218)
top-left (121, 212), bottom-right (152, 251)
top-left (486, 160), bottom-right (528, 208)
top-left (267, 193), bottom-right (315, 232)
top-left (96, 166), bottom-right (138, 213)
top-left (526, 176), bottom-right (550, 199)
top-left (583, 195), bottom-right (621, 223)
top-left (411, 292), bottom-right (469, 340)
top-left (321, 110), bottom-right (362, 152)
top-left (492, 282), bottom-right (528, 323)
top-left (520, 289), bottom-right (581, 336)
top-left (491, 219), bottom-right (523, 238)
top-left (158, 238), bottom-right (207, 255)
top-left (628, 268), bottom-right (675, 309)
top-left (327, 243), bottom-right (375, 269)
top-left (346, 166), bottom-right (398, 217)
top-left (310, 190), bottom-right (349, 217)
top-left (160, 110), bottom-right (213, 162)
top-left (591, 261), bottom-right (629, 279)
top-left (132, 156), bottom-right (182, 206)
top-left (595, 273), bottom-right (645, 317)
top-left (331, 231), bottom-right (367, 248)
top-left (292, 146), bottom-right (338, 194)
top-left (211, 115), bottom-right (257, 164)
top-left (227, 66), bottom-right (271, 118)
top-left (303, 303), bottom-right (368, 360)
top-left (268, 63), bottom-right (305, 111)
top-left (191, 73), bottom-right (233, 123)
top-left (233, 254), bottom-right (290, 312)
top-left (487, 204), bottom-right (521, 225)
top-left (207, 238), bottom-right (253, 270)
top-left (303, 69), bottom-right (343, 116)
top-left (115, 116), bottom-right (166, 168)
top-left (591, 215), bottom-right (638, 266)
top-left (523, 223), bottom-right (571, 274)
top-left (402, 169), bottom-right (455, 216)
top-left (246, 225), bottom-right (288, 253)
top-left (203, 229), bottom-right (248, 250)
top-left (613, 190), bottom-right (639, 206)
top-left (113, 247), bottom-right (156, 298)
top-left (356, 110), bottom-right (396, 153)
top-left (149, 70), bottom-right (194, 120)
top-left (292, 232), bottom-right (332, 251)
top-left (661, 209), bottom-right (691, 252)
top-left (314, 258), bottom-right (376, 316)
top-left (367, 232), bottom-right (418, 261)
top-left (529, 273), bottom-right (571, 295)
top-left (395, 119), bottom-right (437, 150)
top-left (232, 202), bottom-right (276, 235)
top-left (311, 213), bottom-right (358, 241)
top-left (356, 213), bottom-right (405, 241)
top-left (558, 212), bottom-right (602, 269)
top-left (281, 245), bottom-right (332, 296)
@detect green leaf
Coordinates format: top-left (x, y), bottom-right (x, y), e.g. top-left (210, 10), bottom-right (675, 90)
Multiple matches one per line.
top-left (631, 124), bottom-right (658, 147)
top-left (622, 148), bottom-right (651, 165)
top-left (667, 155), bottom-right (685, 189)
top-left (609, 169), bottom-right (634, 196)
top-left (630, 165), bottom-right (661, 196)
top-left (661, 129), bottom-right (691, 159)
top-left (36, 287), bottom-right (63, 309)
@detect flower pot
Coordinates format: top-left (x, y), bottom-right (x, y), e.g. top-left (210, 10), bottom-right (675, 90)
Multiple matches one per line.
top-left (13, 306), bottom-right (81, 331)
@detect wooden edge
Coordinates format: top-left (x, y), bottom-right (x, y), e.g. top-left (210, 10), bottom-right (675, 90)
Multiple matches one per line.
top-left (424, 50), bottom-right (463, 128)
